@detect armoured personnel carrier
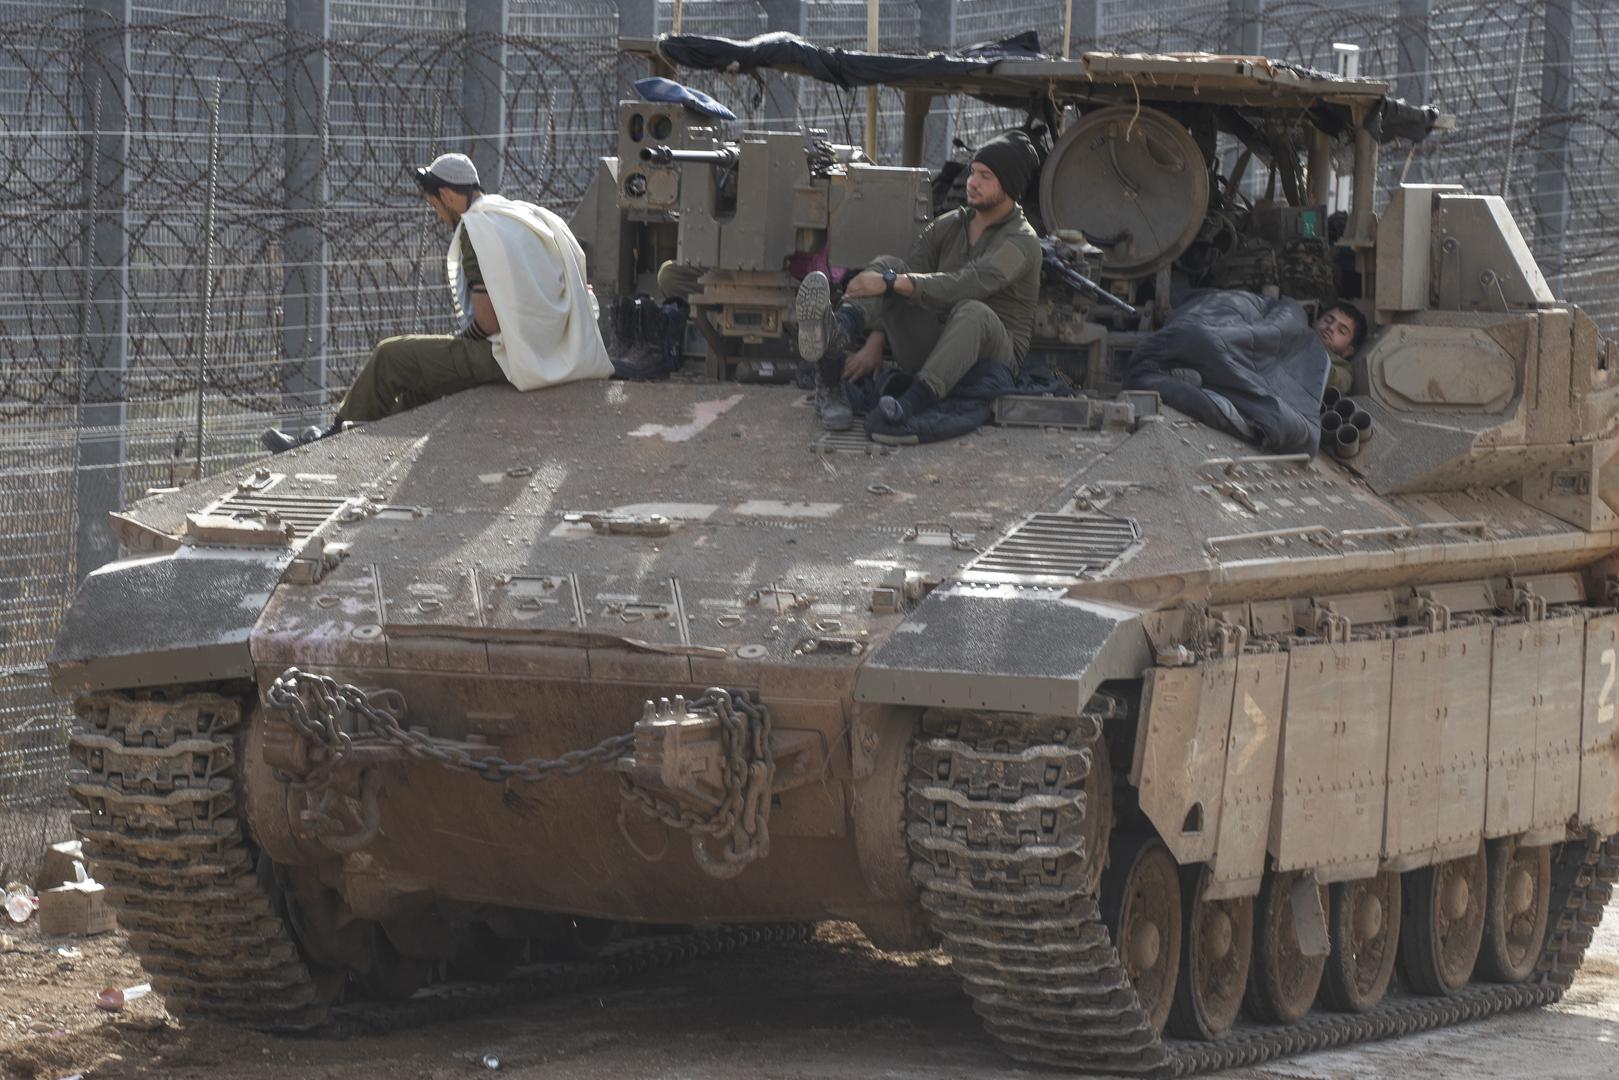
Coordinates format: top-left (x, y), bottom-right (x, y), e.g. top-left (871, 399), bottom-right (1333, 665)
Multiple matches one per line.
top-left (50, 34), bottom-right (1618, 1076)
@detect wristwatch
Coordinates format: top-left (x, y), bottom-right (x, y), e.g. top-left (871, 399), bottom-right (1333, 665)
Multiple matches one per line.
top-left (882, 268), bottom-right (898, 295)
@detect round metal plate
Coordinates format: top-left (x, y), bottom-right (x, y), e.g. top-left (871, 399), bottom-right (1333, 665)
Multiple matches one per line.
top-left (1038, 105), bottom-right (1210, 278)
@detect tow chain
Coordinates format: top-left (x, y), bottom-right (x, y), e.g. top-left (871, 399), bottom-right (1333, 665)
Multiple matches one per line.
top-left (619, 688), bottom-right (775, 878)
top-left (263, 667), bottom-right (774, 877)
top-left (266, 668), bottom-right (635, 782)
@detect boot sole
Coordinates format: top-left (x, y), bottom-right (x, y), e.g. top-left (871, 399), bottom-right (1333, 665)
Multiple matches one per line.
top-left (795, 272), bottom-right (832, 363)
top-left (260, 430), bottom-right (298, 455)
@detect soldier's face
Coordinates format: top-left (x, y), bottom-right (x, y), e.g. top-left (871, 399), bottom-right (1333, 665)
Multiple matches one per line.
top-left (425, 189), bottom-right (474, 226)
top-left (1315, 308), bottom-right (1358, 359)
top-left (424, 191), bottom-right (456, 226)
top-left (965, 162), bottom-right (1009, 211)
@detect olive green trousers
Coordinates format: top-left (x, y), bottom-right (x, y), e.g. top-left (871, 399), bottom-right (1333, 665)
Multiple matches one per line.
top-left (337, 335), bottom-right (506, 423)
top-left (844, 256), bottom-right (1015, 398)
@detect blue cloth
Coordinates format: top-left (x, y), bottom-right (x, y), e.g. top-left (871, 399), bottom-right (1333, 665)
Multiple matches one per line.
top-left (850, 355), bottom-right (1071, 445)
top-left (633, 77), bottom-right (738, 121)
top-left (1124, 290), bottom-right (1330, 455)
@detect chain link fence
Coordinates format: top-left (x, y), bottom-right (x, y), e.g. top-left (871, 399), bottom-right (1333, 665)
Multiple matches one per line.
top-left (0, 0), bottom-right (1612, 880)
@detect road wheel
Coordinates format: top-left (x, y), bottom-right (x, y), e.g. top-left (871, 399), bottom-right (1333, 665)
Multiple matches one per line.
top-left (1168, 865), bottom-right (1252, 1040)
top-left (1244, 869), bottom-right (1326, 1024)
top-left (1401, 844), bottom-right (1488, 995)
top-left (1101, 836), bottom-right (1182, 1034)
top-left (1320, 870), bottom-right (1401, 1012)
top-left (1477, 836), bottom-right (1552, 983)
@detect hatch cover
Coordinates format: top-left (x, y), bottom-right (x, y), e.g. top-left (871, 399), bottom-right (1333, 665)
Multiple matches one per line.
top-left (963, 513), bottom-right (1138, 585)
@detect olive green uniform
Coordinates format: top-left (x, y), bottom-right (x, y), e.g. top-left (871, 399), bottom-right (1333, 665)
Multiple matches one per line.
top-left (338, 232), bottom-right (506, 423)
top-left (656, 260), bottom-right (705, 303)
top-left (1326, 358), bottom-right (1354, 396)
top-left (844, 205), bottom-right (1042, 398)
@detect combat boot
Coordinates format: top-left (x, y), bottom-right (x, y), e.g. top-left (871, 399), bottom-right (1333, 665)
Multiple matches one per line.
top-left (260, 427), bottom-right (313, 454)
top-left (259, 420), bottom-right (345, 455)
top-left (816, 381), bottom-right (854, 431)
top-left (658, 300), bottom-right (689, 375)
top-left (795, 272), bottom-right (862, 364)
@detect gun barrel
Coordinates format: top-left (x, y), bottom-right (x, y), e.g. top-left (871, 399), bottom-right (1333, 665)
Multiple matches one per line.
top-left (1039, 242), bottom-right (1138, 317)
top-left (639, 145), bottom-right (739, 167)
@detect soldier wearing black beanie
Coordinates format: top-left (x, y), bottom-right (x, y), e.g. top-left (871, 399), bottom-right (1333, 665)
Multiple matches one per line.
top-left (971, 130), bottom-right (1040, 205)
top-left (795, 129), bottom-right (1044, 435)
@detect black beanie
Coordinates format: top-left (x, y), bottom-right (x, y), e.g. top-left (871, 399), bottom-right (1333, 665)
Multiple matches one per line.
top-left (971, 130), bottom-right (1039, 202)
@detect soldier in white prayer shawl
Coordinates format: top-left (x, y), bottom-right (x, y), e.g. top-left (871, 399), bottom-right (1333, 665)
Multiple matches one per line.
top-left (262, 153), bottom-right (612, 453)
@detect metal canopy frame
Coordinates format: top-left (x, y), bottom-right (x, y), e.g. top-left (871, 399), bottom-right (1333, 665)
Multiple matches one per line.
top-left (621, 37), bottom-right (1405, 114)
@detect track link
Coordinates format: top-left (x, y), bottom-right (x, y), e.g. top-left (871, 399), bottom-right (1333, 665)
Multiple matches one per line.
top-left (68, 690), bottom-right (329, 1030)
top-left (906, 705), bottom-right (1618, 1077)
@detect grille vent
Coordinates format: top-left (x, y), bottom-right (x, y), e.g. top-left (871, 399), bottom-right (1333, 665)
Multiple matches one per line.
top-left (964, 513), bottom-right (1138, 584)
top-left (204, 490), bottom-right (354, 540)
top-left (812, 430), bottom-right (889, 455)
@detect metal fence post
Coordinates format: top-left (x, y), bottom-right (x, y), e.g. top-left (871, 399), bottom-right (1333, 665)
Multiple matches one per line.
top-left (1219, 0), bottom-right (1264, 192)
top-left (1071, 0), bottom-right (1102, 52)
top-left (1395, 0), bottom-right (1431, 182)
top-left (1394, 0), bottom-right (1431, 106)
top-left (1228, 0), bottom-right (1263, 56)
top-left (464, 0), bottom-right (508, 193)
top-left (76, 0), bottom-right (129, 581)
top-left (761, 0), bottom-right (805, 127)
top-left (1535, 0), bottom-right (1574, 293)
top-left (917, 0), bottom-right (956, 168)
top-left (619, 0), bottom-right (656, 38)
top-left (196, 80), bottom-right (221, 480)
top-left (283, 0), bottom-right (329, 430)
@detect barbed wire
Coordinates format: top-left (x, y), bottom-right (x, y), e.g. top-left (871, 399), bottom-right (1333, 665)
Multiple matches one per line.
top-left (0, 11), bottom-right (630, 418)
top-left (6, 3), bottom-right (1617, 407)
top-left (2, 3), bottom-right (1615, 419)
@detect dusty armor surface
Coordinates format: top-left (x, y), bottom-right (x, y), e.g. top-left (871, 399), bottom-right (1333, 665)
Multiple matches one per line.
top-left (51, 39), bottom-right (1618, 1076)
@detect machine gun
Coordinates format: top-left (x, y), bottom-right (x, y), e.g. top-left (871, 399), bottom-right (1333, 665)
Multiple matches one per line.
top-left (1039, 237), bottom-right (1138, 318)
top-left (642, 137), bottom-right (866, 176)
top-left (581, 118), bottom-right (934, 378)
top-left (640, 144), bottom-right (740, 168)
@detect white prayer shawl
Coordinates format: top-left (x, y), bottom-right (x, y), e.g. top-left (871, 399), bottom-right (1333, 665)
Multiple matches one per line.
top-left (447, 194), bottom-right (612, 392)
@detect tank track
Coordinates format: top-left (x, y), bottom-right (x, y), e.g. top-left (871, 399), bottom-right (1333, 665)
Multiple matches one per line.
top-left (67, 688), bottom-right (812, 1036)
top-left (906, 704), bottom-right (1619, 1078)
top-left (68, 690), bottom-right (331, 1029)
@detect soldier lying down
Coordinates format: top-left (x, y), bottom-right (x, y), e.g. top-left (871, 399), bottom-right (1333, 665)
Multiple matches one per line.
top-left (1125, 291), bottom-right (1371, 456)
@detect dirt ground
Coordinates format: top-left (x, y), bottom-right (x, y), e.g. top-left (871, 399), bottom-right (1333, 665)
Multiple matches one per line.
top-left (2, 904), bottom-right (1615, 1080)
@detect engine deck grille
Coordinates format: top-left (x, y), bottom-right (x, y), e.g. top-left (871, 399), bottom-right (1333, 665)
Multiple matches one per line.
top-left (963, 513), bottom-right (1138, 584)
top-left (204, 490), bottom-right (354, 540)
